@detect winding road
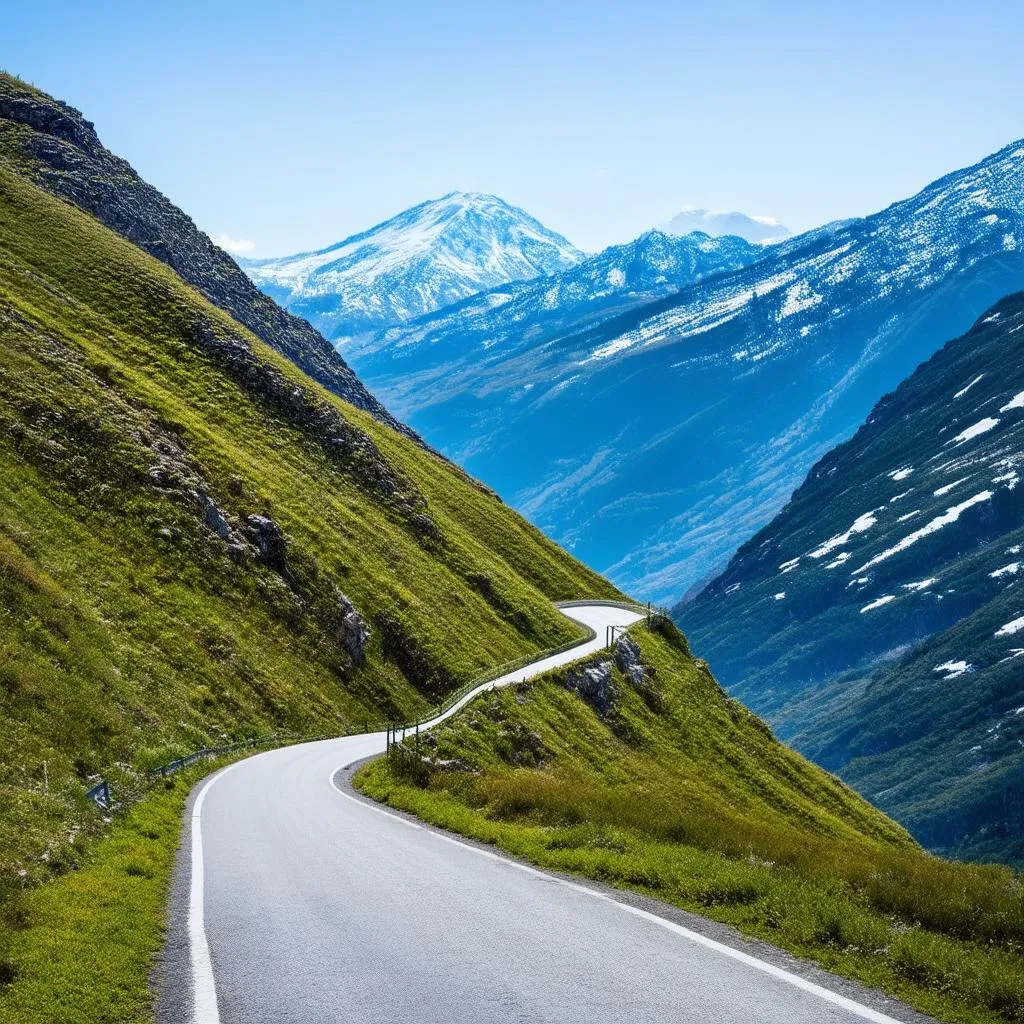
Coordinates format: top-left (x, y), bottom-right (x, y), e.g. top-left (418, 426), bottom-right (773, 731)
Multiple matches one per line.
top-left (159, 603), bottom-right (930, 1024)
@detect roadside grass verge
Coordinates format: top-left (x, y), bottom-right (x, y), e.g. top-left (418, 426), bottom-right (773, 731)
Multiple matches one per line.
top-left (357, 625), bottom-right (1024, 1024)
top-left (0, 760), bottom-right (226, 1024)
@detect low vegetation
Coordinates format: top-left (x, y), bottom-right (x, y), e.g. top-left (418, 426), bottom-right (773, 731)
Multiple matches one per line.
top-left (0, 759), bottom-right (233, 1024)
top-left (359, 621), bottom-right (1024, 1024)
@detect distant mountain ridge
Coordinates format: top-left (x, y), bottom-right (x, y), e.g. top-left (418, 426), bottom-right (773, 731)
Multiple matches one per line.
top-left (351, 138), bottom-right (1024, 602)
top-left (347, 229), bottom-right (762, 421)
top-left (662, 206), bottom-right (791, 243)
top-left (679, 294), bottom-right (1024, 863)
top-left (241, 192), bottom-right (582, 341)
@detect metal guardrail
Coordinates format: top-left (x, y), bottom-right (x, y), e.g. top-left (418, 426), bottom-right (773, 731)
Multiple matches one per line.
top-left (554, 598), bottom-right (652, 612)
top-left (85, 730), bottom-right (336, 811)
top-left (384, 619), bottom-right (603, 743)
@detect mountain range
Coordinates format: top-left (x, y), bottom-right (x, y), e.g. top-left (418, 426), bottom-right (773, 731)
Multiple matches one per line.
top-left (344, 229), bottom-right (762, 422)
top-left (240, 192), bottom-right (582, 342)
top-left (680, 294), bottom-right (1024, 863)
top-left (329, 140), bottom-right (1024, 603)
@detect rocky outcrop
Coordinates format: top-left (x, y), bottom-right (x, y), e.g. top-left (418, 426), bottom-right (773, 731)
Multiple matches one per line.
top-left (495, 722), bottom-right (548, 767)
top-left (427, 756), bottom-right (477, 774)
top-left (613, 634), bottom-right (665, 711)
top-left (613, 635), bottom-right (647, 687)
top-left (0, 73), bottom-right (415, 440)
top-left (336, 591), bottom-right (370, 665)
top-left (563, 660), bottom-right (618, 716)
top-left (181, 318), bottom-right (425, 509)
top-left (244, 515), bottom-right (293, 582)
top-left (198, 491), bottom-right (231, 540)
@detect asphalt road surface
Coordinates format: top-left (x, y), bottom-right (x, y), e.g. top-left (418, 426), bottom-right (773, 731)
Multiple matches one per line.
top-left (161, 603), bottom-right (932, 1024)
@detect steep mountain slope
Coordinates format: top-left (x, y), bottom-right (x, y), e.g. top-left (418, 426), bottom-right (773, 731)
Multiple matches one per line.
top-left (679, 295), bottom-right (1024, 862)
top-left (0, 73), bottom-right (409, 437)
top-left (0, 133), bottom-right (620, 914)
top-left (242, 192), bottom-right (582, 341)
top-left (352, 141), bottom-right (1024, 601)
top-left (662, 206), bottom-right (791, 243)
top-left (347, 230), bottom-right (760, 421)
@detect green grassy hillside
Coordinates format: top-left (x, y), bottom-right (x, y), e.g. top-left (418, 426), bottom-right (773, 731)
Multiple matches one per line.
top-left (360, 621), bottom-right (1024, 1023)
top-left (0, 154), bottom-right (618, 915)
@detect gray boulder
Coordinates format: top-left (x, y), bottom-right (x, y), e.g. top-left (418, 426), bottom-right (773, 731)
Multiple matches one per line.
top-left (564, 660), bottom-right (617, 716)
top-left (197, 491), bottom-right (232, 540)
top-left (614, 635), bottom-right (648, 687)
top-left (244, 514), bottom-right (293, 582)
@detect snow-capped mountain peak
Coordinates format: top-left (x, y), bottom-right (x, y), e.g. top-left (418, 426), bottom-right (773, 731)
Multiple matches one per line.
top-left (240, 192), bottom-right (583, 341)
top-left (661, 206), bottom-right (792, 243)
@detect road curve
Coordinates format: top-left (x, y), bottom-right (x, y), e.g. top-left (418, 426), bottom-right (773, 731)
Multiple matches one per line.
top-left (163, 603), bottom-right (927, 1024)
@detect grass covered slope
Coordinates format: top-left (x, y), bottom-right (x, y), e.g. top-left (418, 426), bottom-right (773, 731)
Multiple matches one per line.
top-left (679, 295), bottom-right (1024, 863)
top-left (359, 622), bottom-right (1024, 1024)
top-left (0, 152), bottom-right (618, 926)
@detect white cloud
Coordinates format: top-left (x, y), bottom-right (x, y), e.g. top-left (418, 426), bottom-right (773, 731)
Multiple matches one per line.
top-left (212, 233), bottom-right (256, 255)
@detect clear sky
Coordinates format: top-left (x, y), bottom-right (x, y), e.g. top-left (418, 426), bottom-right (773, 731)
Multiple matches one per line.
top-left (6, 1), bottom-right (1023, 255)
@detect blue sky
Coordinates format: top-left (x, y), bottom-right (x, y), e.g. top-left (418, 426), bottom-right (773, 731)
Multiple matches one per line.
top-left (6, 1), bottom-right (1023, 255)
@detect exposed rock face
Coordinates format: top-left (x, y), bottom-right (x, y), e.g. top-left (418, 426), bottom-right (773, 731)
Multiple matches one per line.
top-left (181, 318), bottom-right (430, 520)
top-left (563, 660), bottom-right (617, 716)
top-left (244, 515), bottom-right (292, 582)
top-left (336, 591), bottom-right (370, 665)
top-left (613, 635), bottom-right (647, 687)
top-left (430, 757), bottom-right (477, 774)
top-left (198, 491), bottom-right (231, 540)
top-left (613, 634), bottom-right (664, 711)
top-left (496, 723), bottom-right (547, 767)
top-left (0, 74), bottom-right (414, 440)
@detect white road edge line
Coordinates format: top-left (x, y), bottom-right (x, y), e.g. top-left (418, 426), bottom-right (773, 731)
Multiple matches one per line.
top-left (328, 770), bottom-right (905, 1024)
top-left (190, 765), bottom-right (232, 1024)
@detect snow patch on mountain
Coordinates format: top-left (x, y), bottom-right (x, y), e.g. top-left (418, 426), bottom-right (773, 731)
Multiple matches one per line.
top-left (995, 615), bottom-right (1024, 637)
top-left (954, 374), bottom-right (985, 399)
top-left (808, 510), bottom-right (879, 559)
top-left (934, 660), bottom-right (972, 679)
top-left (855, 491), bottom-right (994, 573)
top-left (948, 418), bottom-right (1000, 445)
